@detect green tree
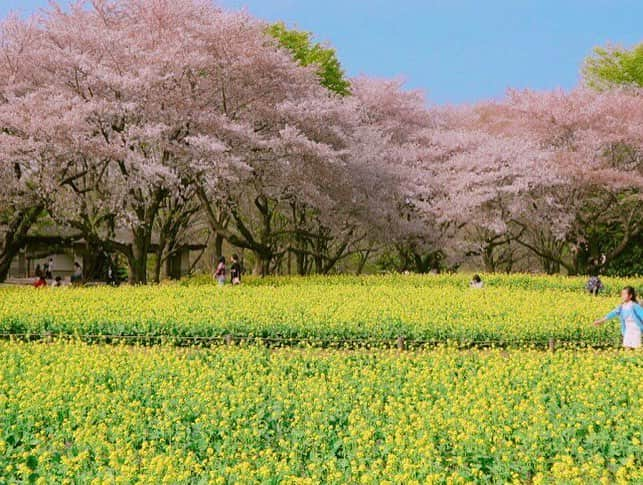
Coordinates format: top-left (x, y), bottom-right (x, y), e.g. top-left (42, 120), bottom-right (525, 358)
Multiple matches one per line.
top-left (583, 43), bottom-right (643, 89)
top-left (581, 44), bottom-right (643, 277)
top-left (267, 22), bottom-right (351, 96)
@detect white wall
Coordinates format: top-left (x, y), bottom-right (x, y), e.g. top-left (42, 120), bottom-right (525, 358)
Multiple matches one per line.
top-left (32, 253), bottom-right (76, 277)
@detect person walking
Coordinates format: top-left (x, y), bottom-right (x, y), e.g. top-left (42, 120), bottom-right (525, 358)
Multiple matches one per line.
top-left (230, 254), bottom-right (241, 285)
top-left (70, 262), bottom-right (83, 285)
top-left (47, 257), bottom-right (55, 279)
top-left (593, 286), bottom-right (643, 349)
top-left (214, 257), bottom-right (226, 286)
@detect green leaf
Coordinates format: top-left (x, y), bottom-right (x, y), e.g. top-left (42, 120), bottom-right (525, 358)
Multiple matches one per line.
top-left (26, 454), bottom-right (38, 470)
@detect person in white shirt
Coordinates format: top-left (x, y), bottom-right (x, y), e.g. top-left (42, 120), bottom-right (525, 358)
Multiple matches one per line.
top-left (469, 274), bottom-right (484, 289)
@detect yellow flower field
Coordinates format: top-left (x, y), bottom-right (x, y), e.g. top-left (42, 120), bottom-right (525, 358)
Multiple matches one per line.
top-left (0, 274), bottom-right (638, 345)
top-left (0, 342), bottom-right (640, 484)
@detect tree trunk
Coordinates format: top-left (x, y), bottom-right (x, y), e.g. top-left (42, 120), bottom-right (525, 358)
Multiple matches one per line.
top-left (356, 249), bottom-right (372, 275)
top-left (82, 237), bottom-right (111, 282)
top-left (0, 206), bottom-right (43, 282)
top-left (128, 251), bottom-right (148, 285)
top-left (0, 242), bottom-right (23, 282)
top-left (153, 249), bottom-right (163, 284)
top-left (314, 254), bottom-right (324, 274)
top-left (253, 253), bottom-right (271, 276)
top-left (124, 187), bottom-right (165, 285)
top-left (482, 247), bottom-right (496, 273)
top-left (541, 257), bottom-right (560, 275)
top-left (214, 233), bottom-right (224, 261)
top-left (295, 251), bottom-right (307, 275)
top-left (127, 230), bottom-right (152, 285)
top-left (153, 193), bottom-right (200, 284)
top-left (0, 256), bottom-right (14, 283)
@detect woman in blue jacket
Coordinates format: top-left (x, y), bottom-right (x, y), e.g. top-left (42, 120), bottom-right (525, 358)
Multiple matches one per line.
top-left (593, 286), bottom-right (643, 349)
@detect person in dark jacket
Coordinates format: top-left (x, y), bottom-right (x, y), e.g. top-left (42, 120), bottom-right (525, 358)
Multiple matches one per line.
top-left (586, 275), bottom-right (603, 296)
top-left (230, 254), bottom-right (242, 285)
top-left (70, 262), bottom-right (83, 285)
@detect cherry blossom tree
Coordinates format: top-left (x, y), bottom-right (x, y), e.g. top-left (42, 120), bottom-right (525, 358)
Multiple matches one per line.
top-left (274, 80), bottom-right (416, 275)
top-left (349, 77), bottom-right (451, 273)
top-left (0, 157), bottom-right (43, 281)
top-left (428, 116), bottom-right (558, 272)
top-left (1, 1), bottom-right (288, 282)
top-left (3, 2), bottom-right (190, 282)
top-left (503, 87), bottom-right (643, 274)
top-left (424, 88), bottom-right (642, 275)
top-left (0, 15), bottom-right (46, 281)
top-left (0, 1), bottom-right (404, 279)
top-left (2, 1), bottom-right (640, 281)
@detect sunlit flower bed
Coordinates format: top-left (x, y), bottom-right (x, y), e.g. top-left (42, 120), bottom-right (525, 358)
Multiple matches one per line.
top-left (0, 342), bottom-right (640, 484)
top-left (0, 274), bottom-right (637, 345)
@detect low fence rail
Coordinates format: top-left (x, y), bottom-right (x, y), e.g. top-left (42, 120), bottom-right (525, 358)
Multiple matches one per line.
top-left (0, 331), bottom-right (621, 351)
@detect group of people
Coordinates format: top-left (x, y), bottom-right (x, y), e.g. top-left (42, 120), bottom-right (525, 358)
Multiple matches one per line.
top-left (30, 256), bottom-right (643, 349)
top-left (33, 260), bottom-right (83, 288)
top-left (470, 274), bottom-right (612, 296)
top-left (213, 254), bottom-right (242, 286)
top-left (35, 257), bottom-right (55, 280)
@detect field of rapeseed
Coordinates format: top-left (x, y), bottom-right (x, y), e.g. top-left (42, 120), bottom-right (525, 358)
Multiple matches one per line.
top-left (0, 274), bottom-right (639, 345)
top-left (0, 342), bottom-right (641, 484)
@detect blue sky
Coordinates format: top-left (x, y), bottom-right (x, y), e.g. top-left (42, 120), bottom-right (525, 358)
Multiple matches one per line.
top-left (2, 0), bottom-right (641, 103)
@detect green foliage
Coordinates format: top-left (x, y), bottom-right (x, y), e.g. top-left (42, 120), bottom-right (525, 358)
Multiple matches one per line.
top-left (604, 233), bottom-right (643, 277)
top-left (267, 22), bottom-right (351, 96)
top-left (570, 190), bottom-right (642, 278)
top-left (583, 43), bottom-right (643, 89)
